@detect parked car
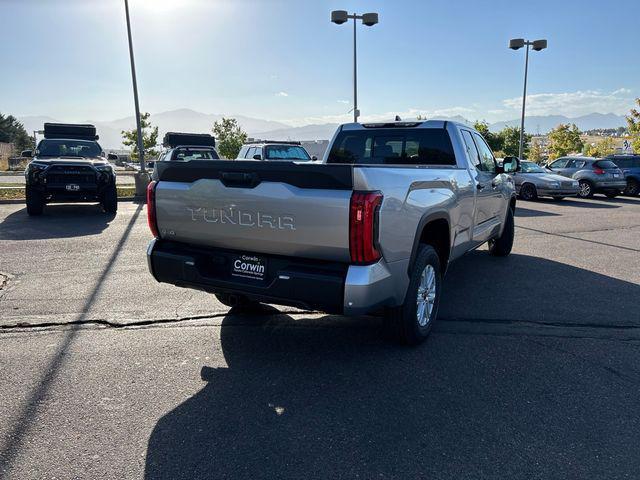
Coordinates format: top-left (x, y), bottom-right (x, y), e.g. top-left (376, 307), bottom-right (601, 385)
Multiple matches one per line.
top-left (605, 154), bottom-right (640, 196)
top-left (513, 160), bottom-right (579, 200)
top-left (545, 156), bottom-right (626, 198)
top-left (146, 120), bottom-right (518, 345)
top-left (22, 123), bottom-right (118, 215)
top-left (237, 141), bottom-right (315, 162)
top-left (153, 132), bottom-right (220, 181)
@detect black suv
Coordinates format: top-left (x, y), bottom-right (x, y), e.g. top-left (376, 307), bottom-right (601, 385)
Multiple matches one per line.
top-left (23, 123), bottom-right (118, 215)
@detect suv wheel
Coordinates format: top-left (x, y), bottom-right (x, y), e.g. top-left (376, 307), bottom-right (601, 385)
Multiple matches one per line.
top-left (101, 185), bottom-right (118, 214)
top-left (578, 180), bottom-right (594, 198)
top-left (384, 245), bottom-right (441, 345)
top-left (25, 187), bottom-right (44, 216)
top-left (624, 178), bottom-right (639, 196)
top-left (488, 206), bottom-right (514, 257)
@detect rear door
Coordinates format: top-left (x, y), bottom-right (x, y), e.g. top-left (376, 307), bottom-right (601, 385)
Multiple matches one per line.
top-left (564, 158), bottom-right (587, 178)
top-left (155, 161), bottom-right (354, 262)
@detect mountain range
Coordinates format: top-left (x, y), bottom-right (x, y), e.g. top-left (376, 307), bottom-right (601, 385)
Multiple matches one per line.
top-left (18, 109), bottom-right (628, 149)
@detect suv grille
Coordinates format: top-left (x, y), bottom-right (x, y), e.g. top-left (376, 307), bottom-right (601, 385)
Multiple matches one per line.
top-left (46, 165), bottom-right (96, 185)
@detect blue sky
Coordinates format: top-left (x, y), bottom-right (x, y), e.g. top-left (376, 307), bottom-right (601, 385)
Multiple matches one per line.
top-left (1, 0), bottom-right (638, 126)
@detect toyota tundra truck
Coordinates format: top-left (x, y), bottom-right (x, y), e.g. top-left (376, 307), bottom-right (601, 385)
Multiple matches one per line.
top-left (146, 120), bottom-right (518, 344)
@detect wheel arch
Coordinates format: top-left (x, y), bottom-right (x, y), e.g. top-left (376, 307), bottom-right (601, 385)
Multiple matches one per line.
top-left (408, 211), bottom-right (451, 276)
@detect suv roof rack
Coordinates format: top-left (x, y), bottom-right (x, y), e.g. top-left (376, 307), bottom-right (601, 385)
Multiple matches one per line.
top-left (245, 140), bottom-right (301, 145)
top-left (163, 132), bottom-right (216, 148)
top-left (43, 123), bottom-right (98, 141)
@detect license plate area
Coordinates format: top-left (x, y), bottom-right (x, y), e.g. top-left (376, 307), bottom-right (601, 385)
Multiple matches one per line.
top-left (66, 184), bottom-right (80, 191)
top-left (230, 254), bottom-right (266, 281)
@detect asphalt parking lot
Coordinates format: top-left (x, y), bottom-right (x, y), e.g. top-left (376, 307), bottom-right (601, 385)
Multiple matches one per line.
top-left (1, 196), bottom-right (639, 479)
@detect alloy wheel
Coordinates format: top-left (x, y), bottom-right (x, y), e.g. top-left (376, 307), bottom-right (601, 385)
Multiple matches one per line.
top-left (416, 265), bottom-right (437, 327)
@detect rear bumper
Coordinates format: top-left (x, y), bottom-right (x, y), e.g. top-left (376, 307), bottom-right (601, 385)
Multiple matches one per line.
top-left (594, 181), bottom-right (626, 191)
top-left (146, 239), bottom-right (400, 315)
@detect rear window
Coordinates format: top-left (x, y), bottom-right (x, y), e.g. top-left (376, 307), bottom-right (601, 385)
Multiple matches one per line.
top-left (264, 145), bottom-right (311, 161)
top-left (171, 147), bottom-right (219, 161)
top-left (327, 128), bottom-right (456, 165)
top-left (594, 160), bottom-right (618, 169)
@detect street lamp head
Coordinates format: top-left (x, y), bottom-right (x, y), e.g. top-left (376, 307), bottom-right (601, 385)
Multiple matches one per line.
top-left (362, 12), bottom-right (379, 26)
top-left (532, 39), bottom-right (548, 51)
top-left (509, 38), bottom-right (525, 50)
top-left (331, 10), bottom-right (349, 25)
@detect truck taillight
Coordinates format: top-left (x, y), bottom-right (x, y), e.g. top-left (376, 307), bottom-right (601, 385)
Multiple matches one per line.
top-left (350, 191), bottom-right (383, 264)
top-left (147, 181), bottom-right (159, 238)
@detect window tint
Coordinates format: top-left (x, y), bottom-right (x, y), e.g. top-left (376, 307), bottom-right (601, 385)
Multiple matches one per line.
top-left (327, 128), bottom-right (456, 165)
top-left (611, 158), bottom-right (630, 168)
top-left (550, 158), bottom-right (569, 168)
top-left (461, 130), bottom-right (481, 169)
top-left (472, 133), bottom-right (496, 173)
top-left (37, 139), bottom-right (102, 157)
top-left (594, 160), bottom-right (618, 169)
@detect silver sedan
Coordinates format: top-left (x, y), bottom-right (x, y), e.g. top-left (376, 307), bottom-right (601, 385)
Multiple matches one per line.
top-left (513, 161), bottom-right (579, 201)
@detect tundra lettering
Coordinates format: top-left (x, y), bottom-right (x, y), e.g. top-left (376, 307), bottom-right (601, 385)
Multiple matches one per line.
top-left (187, 207), bottom-right (295, 230)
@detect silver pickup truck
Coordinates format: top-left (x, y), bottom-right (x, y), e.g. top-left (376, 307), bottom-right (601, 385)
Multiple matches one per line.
top-left (146, 120), bottom-right (518, 344)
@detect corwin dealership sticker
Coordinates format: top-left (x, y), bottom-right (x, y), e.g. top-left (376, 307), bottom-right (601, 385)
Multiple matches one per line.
top-left (231, 255), bottom-right (266, 280)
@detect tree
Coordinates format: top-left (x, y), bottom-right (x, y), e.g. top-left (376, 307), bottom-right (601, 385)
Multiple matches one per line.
top-left (583, 137), bottom-right (616, 157)
top-left (213, 117), bottom-right (247, 159)
top-left (121, 112), bottom-right (159, 161)
top-left (626, 98), bottom-right (640, 153)
top-left (473, 120), bottom-right (503, 152)
top-left (547, 123), bottom-right (584, 159)
top-left (528, 138), bottom-right (545, 164)
top-left (499, 126), bottom-right (531, 158)
top-left (0, 113), bottom-right (33, 151)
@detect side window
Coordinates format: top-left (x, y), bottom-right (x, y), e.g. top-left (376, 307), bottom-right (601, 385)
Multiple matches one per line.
top-left (238, 147), bottom-right (248, 159)
top-left (614, 158), bottom-right (630, 168)
top-left (461, 130), bottom-right (481, 170)
top-left (247, 147), bottom-right (257, 158)
top-left (472, 133), bottom-right (496, 173)
top-left (574, 160), bottom-right (586, 169)
top-left (551, 158), bottom-right (569, 168)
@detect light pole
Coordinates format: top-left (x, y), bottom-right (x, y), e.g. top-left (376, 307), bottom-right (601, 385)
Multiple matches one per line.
top-left (331, 10), bottom-right (379, 123)
top-left (509, 38), bottom-right (547, 160)
top-left (123, 0), bottom-right (149, 197)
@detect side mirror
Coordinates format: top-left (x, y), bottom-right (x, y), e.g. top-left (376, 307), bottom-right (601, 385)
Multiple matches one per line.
top-left (107, 153), bottom-right (118, 161)
top-left (253, 154), bottom-right (262, 160)
top-left (502, 156), bottom-right (519, 173)
top-left (311, 155), bottom-right (318, 161)
top-left (21, 150), bottom-right (33, 158)
top-left (545, 163), bottom-right (553, 170)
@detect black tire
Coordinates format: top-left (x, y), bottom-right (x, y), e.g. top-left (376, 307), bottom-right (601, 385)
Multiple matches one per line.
top-left (519, 183), bottom-right (538, 201)
top-left (384, 245), bottom-right (441, 345)
top-left (25, 187), bottom-right (44, 216)
top-left (488, 206), bottom-right (514, 257)
top-left (624, 178), bottom-right (639, 196)
top-left (604, 191), bottom-right (618, 199)
top-left (578, 180), bottom-right (594, 198)
top-left (552, 196), bottom-right (565, 201)
top-left (215, 293), bottom-right (261, 311)
top-left (101, 185), bottom-right (118, 214)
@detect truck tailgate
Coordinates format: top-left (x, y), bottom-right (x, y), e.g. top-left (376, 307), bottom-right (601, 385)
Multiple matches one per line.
top-left (154, 160), bottom-right (353, 262)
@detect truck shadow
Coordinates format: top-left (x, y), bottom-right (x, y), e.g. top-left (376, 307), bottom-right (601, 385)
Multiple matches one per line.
top-left (144, 253), bottom-right (640, 479)
top-left (0, 204), bottom-right (116, 240)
